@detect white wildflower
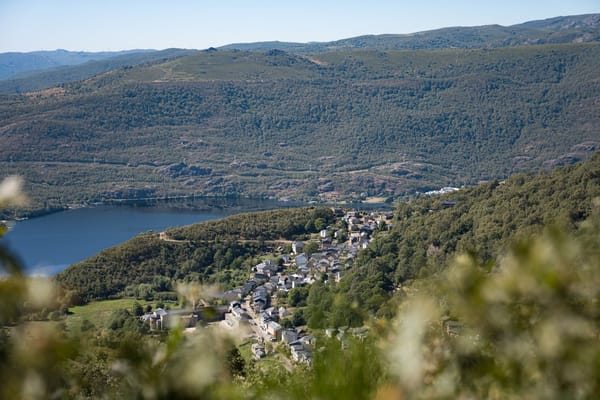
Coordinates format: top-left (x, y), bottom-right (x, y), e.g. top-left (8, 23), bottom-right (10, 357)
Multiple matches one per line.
top-left (0, 175), bottom-right (27, 207)
top-left (27, 278), bottom-right (56, 308)
top-left (388, 297), bottom-right (439, 391)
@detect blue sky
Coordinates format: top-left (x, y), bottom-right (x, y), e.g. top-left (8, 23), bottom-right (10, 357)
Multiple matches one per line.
top-left (0, 0), bottom-right (598, 52)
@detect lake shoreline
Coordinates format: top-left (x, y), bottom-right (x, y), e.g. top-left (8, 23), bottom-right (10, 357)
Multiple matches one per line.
top-left (6, 193), bottom-right (393, 224)
top-left (2, 195), bottom-right (393, 276)
top-left (5, 194), bottom-right (301, 224)
top-left (2, 197), bottom-right (312, 276)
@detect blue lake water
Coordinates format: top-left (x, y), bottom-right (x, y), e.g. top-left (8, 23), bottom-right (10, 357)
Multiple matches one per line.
top-left (1, 198), bottom-right (294, 275)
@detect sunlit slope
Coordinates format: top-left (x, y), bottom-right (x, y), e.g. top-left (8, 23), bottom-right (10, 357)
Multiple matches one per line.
top-left (0, 43), bottom-right (598, 213)
top-left (221, 13), bottom-right (600, 52)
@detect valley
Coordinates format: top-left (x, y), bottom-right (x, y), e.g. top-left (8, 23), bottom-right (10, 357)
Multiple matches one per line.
top-left (3, 153), bottom-right (596, 398)
top-left (1, 11), bottom-right (599, 399)
top-left (1, 41), bottom-right (599, 218)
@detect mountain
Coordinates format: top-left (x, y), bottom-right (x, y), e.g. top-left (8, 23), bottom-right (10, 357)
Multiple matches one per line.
top-left (0, 41), bottom-right (598, 216)
top-left (3, 14), bottom-right (597, 92)
top-left (221, 14), bottom-right (600, 53)
top-left (0, 49), bottom-right (155, 80)
top-left (0, 48), bottom-right (198, 94)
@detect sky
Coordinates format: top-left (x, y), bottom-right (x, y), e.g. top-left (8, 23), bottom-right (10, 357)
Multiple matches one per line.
top-left (0, 0), bottom-right (598, 52)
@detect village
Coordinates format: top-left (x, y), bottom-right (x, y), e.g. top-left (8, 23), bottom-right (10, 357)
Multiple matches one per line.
top-left (140, 209), bottom-right (393, 365)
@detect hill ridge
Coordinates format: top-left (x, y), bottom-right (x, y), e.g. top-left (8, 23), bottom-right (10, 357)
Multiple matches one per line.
top-left (220, 13), bottom-right (600, 53)
top-left (1, 42), bottom-right (598, 216)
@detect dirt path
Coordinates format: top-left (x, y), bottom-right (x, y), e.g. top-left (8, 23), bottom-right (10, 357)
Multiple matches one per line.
top-left (158, 231), bottom-right (292, 246)
top-left (158, 232), bottom-right (191, 243)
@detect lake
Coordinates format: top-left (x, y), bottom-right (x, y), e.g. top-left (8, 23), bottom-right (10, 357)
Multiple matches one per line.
top-left (1, 198), bottom-right (294, 275)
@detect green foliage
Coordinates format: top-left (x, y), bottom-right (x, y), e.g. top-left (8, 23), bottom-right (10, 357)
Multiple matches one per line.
top-left (65, 298), bottom-right (155, 330)
top-left (343, 153), bottom-right (600, 314)
top-left (79, 318), bottom-right (95, 332)
top-left (306, 282), bottom-right (333, 329)
top-left (309, 338), bottom-right (384, 400)
top-left (0, 49), bottom-right (197, 94)
top-left (221, 15), bottom-right (600, 53)
top-left (108, 308), bottom-right (132, 330)
top-left (303, 241), bottom-right (320, 257)
top-left (280, 318), bottom-right (293, 329)
top-left (328, 294), bottom-right (364, 328)
top-left (55, 207), bottom-right (334, 303)
top-left (287, 287), bottom-right (309, 307)
top-left (226, 346), bottom-right (246, 378)
top-left (170, 207), bottom-right (335, 242)
top-left (313, 217), bottom-right (326, 231)
top-left (384, 209), bottom-right (600, 399)
top-left (1, 43), bottom-right (599, 214)
top-left (132, 301), bottom-right (144, 317)
top-left (2, 163), bottom-right (600, 399)
top-left (108, 308), bottom-right (149, 334)
top-left (291, 309), bottom-right (306, 327)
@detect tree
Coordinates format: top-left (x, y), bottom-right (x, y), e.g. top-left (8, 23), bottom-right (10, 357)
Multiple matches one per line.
top-left (108, 308), bottom-right (132, 330)
top-left (306, 282), bottom-right (332, 329)
top-left (80, 319), bottom-right (95, 332)
top-left (291, 309), bottom-right (306, 327)
top-left (329, 294), bottom-right (363, 328)
top-left (288, 287), bottom-right (309, 307)
top-left (226, 346), bottom-right (246, 377)
top-left (136, 283), bottom-right (154, 301)
top-left (304, 241), bottom-right (320, 257)
top-left (108, 308), bottom-right (148, 334)
top-left (132, 301), bottom-right (144, 316)
top-left (176, 282), bottom-right (208, 310)
top-left (385, 217), bottom-right (600, 399)
top-left (281, 318), bottom-right (294, 329)
top-left (313, 218), bottom-right (326, 231)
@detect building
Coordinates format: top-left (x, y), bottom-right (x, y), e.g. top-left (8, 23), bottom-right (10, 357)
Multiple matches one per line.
top-left (281, 328), bottom-right (299, 344)
top-left (292, 241), bottom-right (304, 255)
top-left (266, 321), bottom-right (282, 340)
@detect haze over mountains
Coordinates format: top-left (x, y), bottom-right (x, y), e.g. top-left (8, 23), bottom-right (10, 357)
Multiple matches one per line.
top-left (222, 13), bottom-right (600, 52)
top-left (0, 49), bottom-right (198, 94)
top-left (0, 49), bottom-right (155, 80)
top-left (1, 14), bottom-right (598, 92)
top-left (0, 14), bottom-right (599, 216)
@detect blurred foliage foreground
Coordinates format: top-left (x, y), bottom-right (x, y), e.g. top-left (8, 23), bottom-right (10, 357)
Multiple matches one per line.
top-left (1, 176), bottom-right (599, 399)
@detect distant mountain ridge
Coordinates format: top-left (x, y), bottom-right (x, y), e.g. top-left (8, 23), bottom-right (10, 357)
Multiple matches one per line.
top-left (220, 14), bottom-right (600, 53)
top-left (1, 14), bottom-right (597, 94)
top-left (0, 49), bottom-right (199, 93)
top-left (0, 49), bottom-right (156, 80)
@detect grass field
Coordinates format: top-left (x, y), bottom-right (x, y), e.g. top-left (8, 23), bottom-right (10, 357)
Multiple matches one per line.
top-left (66, 298), bottom-right (177, 331)
top-left (238, 340), bottom-right (254, 363)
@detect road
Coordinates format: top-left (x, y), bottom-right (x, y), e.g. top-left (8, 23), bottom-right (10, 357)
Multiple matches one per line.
top-left (158, 232), bottom-right (191, 243)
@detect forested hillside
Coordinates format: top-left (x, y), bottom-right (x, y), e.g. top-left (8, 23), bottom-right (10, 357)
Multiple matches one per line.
top-left (56, 153), bottom-right (599, 321)
top-left (1, 42), bottom-right (598, 216)
top-left (3, 160), bottom-right (600, 400)
top-left (340, 152), bottom-right (600, 317)
top-left (55, 207), bottom-right (335, 302)
top-left (222, 13), bottom-right (600, 52)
